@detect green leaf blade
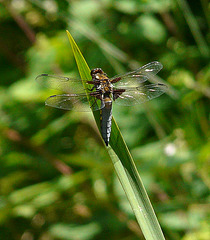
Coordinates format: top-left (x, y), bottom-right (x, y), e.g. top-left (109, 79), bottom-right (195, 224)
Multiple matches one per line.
top-left (66, 30), bottom-right (165, 240)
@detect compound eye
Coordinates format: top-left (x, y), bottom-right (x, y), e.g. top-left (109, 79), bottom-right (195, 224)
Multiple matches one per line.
top-left (95, 68), bottom-right (103, 74)
top-left (90, 68), bottom-right (104, 77)
top-left (95, 75), bottom-right (100, 79)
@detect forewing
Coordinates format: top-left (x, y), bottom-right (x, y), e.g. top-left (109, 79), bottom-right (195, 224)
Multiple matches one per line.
top-left (114, 83), bottom-right (167, 106)
top-left (36, 74), bottom-right (90, 93)
top-left (45, 94), bottom-right (104, 111)
top-left (111, 61), bottom-right (163, 89)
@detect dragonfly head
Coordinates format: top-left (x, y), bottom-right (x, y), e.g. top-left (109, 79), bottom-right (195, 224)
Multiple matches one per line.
top-left (91, 68), bottom-right (108, 80)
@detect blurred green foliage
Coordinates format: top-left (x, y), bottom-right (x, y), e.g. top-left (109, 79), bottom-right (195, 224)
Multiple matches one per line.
top-left (0, 0), bottom-right (209, 239)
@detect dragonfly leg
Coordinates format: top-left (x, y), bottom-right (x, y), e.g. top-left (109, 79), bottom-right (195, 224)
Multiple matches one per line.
top-left (90, 99), bottom-right (97, 109)
top-left (111, 77), bottom-right (121, 83)
top-left (113, 89), bottom-right (125, 100)
top-left (87, 85), bottom-right (98, 91)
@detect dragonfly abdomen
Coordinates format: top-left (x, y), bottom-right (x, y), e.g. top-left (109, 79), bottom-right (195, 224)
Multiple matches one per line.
top-left (101, 99), bottom-right (112, 146)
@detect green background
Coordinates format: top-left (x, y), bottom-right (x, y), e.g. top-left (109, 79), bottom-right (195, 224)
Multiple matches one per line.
top-left (0, 0), bottom-right (209, 239)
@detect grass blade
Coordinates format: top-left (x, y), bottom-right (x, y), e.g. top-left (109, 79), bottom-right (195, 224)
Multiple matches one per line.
top-left (176, 0), bottom-right (209, 58)
top-left (66, 30), bottom-right (165, 240)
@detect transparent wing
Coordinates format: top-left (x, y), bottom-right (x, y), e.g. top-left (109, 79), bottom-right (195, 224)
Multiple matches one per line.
top-left (110, 61), bottom-right (163, 89)
top-left (36, 74), bottom-right (90, 93)
top-left (45, 93), bottom-right (104, 111)
top-left (113, 83), bottom-right (167, 106)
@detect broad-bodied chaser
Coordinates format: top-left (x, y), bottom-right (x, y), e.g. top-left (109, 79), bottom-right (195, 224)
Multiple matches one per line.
top-left (36, 61), bottom-right (167, 146)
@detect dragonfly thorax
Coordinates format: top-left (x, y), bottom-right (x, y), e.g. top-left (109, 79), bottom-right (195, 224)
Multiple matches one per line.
top-left (91, 68), bottom-right (108, 81)
top-left (91, 68), bottom-right (112, 94)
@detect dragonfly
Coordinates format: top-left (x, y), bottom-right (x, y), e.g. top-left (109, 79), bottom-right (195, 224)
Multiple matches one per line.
top-left (36, 61), bottom-right (167, 146)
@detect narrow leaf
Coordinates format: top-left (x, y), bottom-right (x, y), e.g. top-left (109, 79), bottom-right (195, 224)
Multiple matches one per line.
top-left (66, 30), bottom-right (165, 240)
